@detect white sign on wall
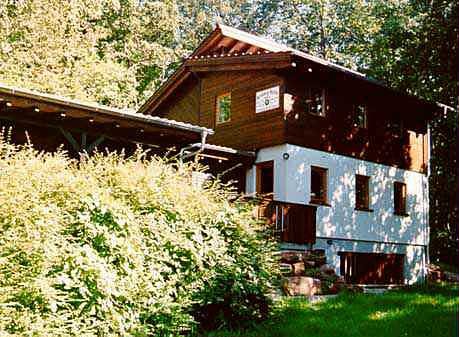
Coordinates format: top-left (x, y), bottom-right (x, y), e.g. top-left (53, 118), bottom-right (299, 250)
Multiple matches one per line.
top-left (255, 85), bottom-right (280, 113)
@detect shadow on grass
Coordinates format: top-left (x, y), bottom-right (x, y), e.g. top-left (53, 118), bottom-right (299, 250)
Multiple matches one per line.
top-left (205, 283), bottom-right (459, 337)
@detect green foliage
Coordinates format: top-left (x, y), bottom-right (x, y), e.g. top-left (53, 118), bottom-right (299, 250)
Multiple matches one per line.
top-left (0, 0), bottom-right (181, 108)
top-left (206, 283), bottom-right (459, 337)
top-left (304, 267), bottom-right (321, 278)
top-left (0, 0), bottom-right (456, 265)
top-left (0, 140), bottom-right (277, 336)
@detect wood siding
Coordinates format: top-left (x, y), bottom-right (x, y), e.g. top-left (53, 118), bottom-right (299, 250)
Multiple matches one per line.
top-left (199, 70), bottom-right (286, 151)
top-left (283, 72), bottom-right (429, 173)
top-left (159, 76), bottom-right (201, 125)
top-left (339, 252), bottom-right (405, 284)
top-left (153, 66), bottom-right (430, 173)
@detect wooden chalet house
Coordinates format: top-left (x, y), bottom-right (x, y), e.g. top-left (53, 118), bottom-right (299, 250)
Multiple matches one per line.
top-left (139, 24), bottom-right (438, 285)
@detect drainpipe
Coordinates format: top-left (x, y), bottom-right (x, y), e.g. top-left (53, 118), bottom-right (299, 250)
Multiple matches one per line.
top-left (179, 130), bottom-right (208, 161)
top-left (424, 119), bottom-right (432, 281)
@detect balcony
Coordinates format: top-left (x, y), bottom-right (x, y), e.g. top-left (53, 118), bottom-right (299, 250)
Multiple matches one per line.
top-left (255, 197), bottom-right (317, 244)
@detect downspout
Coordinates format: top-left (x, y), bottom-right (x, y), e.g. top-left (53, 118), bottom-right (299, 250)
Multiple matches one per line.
top-left (179, 130), bottom-right (208, 161)
top-left (425, 120), bottom-right (432, 280)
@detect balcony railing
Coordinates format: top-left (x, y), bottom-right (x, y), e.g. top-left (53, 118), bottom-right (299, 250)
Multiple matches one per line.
top-left (255, 197), bottom-right (316, 244)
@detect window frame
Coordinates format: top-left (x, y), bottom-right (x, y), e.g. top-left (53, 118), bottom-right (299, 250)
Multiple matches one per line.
top-left (256, 161), bottom-right (274, 197)
top-left (355, 174), bottom-right (372, 211)
top-left (306, 88), bottom-right (327, 118)
top-left (310, 166), bottom-right (328, 205)
top-left (215, 92), bottom-right (232, 125)
top-left (353, 104), bottom-right (368, 129)
top-left (394, 181), bottom-right (408, 216)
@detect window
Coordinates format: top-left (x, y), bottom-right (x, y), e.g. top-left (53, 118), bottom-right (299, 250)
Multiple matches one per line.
top-left (355, 175), bottom-right (370, 210)
top-left (256, 161), bottom-right (274, 195)
top-left (216, 93), bottom-right (231, 124)
top-left (394, 182), bottom-right (407, 215)
top-left (310, 166), bottom-right (328, 204)
top-left (387, 117), bottom-right (403, 138)
top-left (353, 104), bottom-right (367, 128)
top-left (306, 88), bottom-right (326, 117)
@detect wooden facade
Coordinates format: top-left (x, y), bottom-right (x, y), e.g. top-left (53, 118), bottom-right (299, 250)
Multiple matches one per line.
top-left (142, 26), bottom-right (436, 174)
top-left (339, 252), bottom-right (405, 284)
top-left (256, 198), bottom-right (317, 245)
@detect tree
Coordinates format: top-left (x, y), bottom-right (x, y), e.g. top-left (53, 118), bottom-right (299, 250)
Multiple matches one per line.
top-left (95, 0), bottom-right (181, 102)
top-left (251, 0), bottom-right (382, 69)
top-left (0, 0), bottom-right (139, 107)
top-left (176, 0), bottom-right (267, 52)
top-left (365, 0), bottom-right (458, 264)
top-left (0, 0), bottom-right (182, 108)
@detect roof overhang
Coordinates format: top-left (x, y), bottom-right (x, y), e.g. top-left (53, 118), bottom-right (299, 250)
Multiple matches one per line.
top-left (139, 23), bottom-right (440, 119)
top-left (186, 51), bottom-right (293, 72)
top-left (183, 142), bottom-right (256, 168)
top-left (0, 83), bottom-right (213, 149)
top-left (138, 51), bottom-right (294, 114)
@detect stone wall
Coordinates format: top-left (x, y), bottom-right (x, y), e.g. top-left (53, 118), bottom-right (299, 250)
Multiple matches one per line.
top-left (280, 250), bottom-right (345, 296)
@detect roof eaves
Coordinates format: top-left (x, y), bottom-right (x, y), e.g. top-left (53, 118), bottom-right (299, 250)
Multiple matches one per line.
top-left (190, 142), bottom-right (256, 157)
top-left (137, 65), bottom-right (189, 115)
top-left (217, 23), bottom-right (380, 83)
top-left (0, 83), bottom-right (213, 135)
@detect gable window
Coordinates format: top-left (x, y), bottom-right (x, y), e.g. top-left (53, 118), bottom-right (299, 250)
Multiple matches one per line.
top-left (394, 182), bottom-right (407, 215)
top-left (355, 175), bottom-right (371, 210)
top-left (256, 161), bottom-right (274, 196)
top-left (353, 104), bottom-right (367, 128)
top-left (306, 88), bottom-right (326, 117)
top-left (216, 93), bottom-right (231, 124)
top-left (310, 166), bottom-right (328, 204)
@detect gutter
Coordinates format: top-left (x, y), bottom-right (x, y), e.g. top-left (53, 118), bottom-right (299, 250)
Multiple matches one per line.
top-left (179, 141), bottom-right (256, 161)
top-left (0, 83), bottom-right (213, 136)
top-left (179, 131), bottom-right (209, 160)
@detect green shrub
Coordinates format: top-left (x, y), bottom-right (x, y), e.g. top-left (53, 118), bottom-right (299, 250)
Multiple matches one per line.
top-left (304, 268), bottom-right (321, 278)
top-left (0, 140), bottom-right (277, 336)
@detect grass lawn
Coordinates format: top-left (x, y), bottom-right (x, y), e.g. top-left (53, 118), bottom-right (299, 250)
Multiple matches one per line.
top-left (206, 283), bottom-right (458, 337)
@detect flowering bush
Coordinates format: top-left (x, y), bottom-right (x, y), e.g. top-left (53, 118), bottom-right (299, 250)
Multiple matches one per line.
top-left (0, 140), bottom-right (277, 336)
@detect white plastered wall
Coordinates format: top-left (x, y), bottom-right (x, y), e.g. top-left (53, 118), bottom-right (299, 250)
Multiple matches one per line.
top-left (246, 144), bottom-right (429, 283)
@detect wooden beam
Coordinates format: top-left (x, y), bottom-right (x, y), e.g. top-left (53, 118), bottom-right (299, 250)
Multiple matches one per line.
top-left (186, 54), bottom-right (293, 72)
top-left (186, 52), bottom-right (291, 66)
top-left (228, 41), bottom-right (248, 54)
top-left (59, 128), bottom-right (81, 152)
top-left (216, 37), bottom-right (236, 49)
top-left (1, 104), bottom-right (199, 142)
top-left (188, 62), bottom-right (292, 72)
top-left (87, 135), bottom-right (106, 153)
top-left (220, 38), bottom-right (238, 54)
top-left (246, 45), bottom-right (260, 54)
top-left (0, 108), bottom-right (198, 149)
top-left (191, 29), bottom-right (223, 57)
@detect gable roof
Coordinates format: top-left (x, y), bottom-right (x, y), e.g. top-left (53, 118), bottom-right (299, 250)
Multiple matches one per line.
top-left (198, 23), bottom-right (370, 80)
top-left (139, 23), bottom-right (394, 115)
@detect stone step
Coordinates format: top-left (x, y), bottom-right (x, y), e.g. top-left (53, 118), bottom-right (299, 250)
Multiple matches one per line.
top-left (282, 276), bottom-right (321, 296)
